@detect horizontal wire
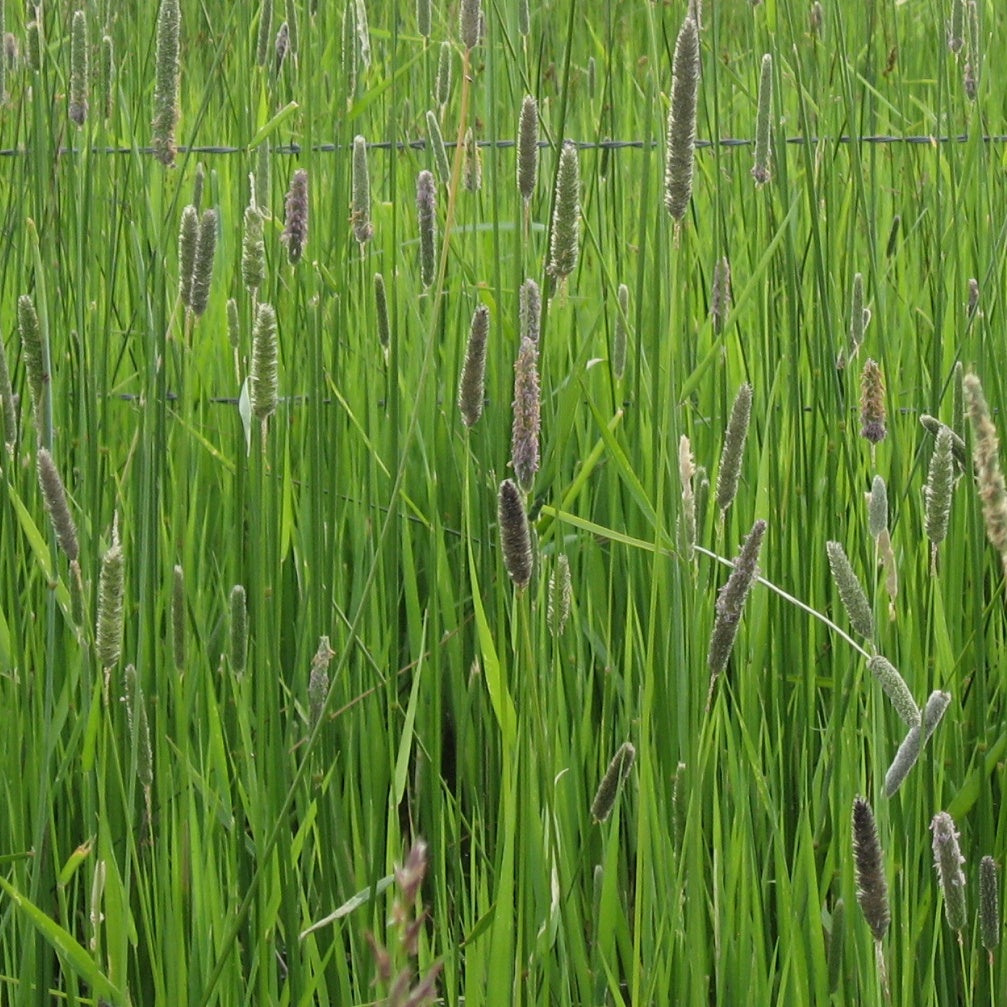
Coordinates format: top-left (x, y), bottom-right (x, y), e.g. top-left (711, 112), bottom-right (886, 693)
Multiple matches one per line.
top-left (8, 134), bottom-right (1007, 158)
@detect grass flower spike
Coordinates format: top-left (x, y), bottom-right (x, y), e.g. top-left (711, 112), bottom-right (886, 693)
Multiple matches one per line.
top-left (548, 554), bottom-right (572, 637)
top-left (189, 209), bottom-right (218, 318)
top-left (517, 95), bottom-right (538, 206)
top-left (931, 811), bottom-right (967, 933)
top-left (547, 141), bottom-right (580, 284)
top-left (980, 856), bottom-right (1000, 957)
top-left (964, 373), bottom-right (1007, 576)
top-left (867, 654), bottom-right (919, 728)
top-left (351, 136), bottom-right (374, 247)
top-left (96, 519), bottom-right (125, 671)
top-left (510, 337), bottom-right (540, 492)
top-left (706, 518), bottom-right (766, 703)
top-left (498, 478), bottom-right (533, 590)
top-left (416, 170), bottom-right (437, 289)
top-left (591, 742), bottom-right (636, 822)
top-left (825, 541), bottom-right (874, 640)
top-left (458, 304), bottom-right (489, 427)
top-left (751, 54), bottom-right (772, 186)
top-left (282, 168), bottom-right (309, 264)
top-left (69, 9), bottom-right (88, 126)
top-left (230, 584), bottom-right (248, 675)
top-left (664, 16), bottom-right (700, 222)
top-left (860, 359), bottom-right (886, 445)
top-left (151, 0), bottom-right (181, 164)
top-left (852, 797), bottom-right (889, 942)
top-left (250, 303), bottom-right (279, 422)
top-left (177, 205), bottom-right (198, 308)
top-left (715, 383), bottom-right (752, 519)
top-left (37, 448), bottom-right (79, 562)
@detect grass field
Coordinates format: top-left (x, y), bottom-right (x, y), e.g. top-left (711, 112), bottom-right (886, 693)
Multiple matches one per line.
top-left (0, 0), bottom-right (1005, 1003)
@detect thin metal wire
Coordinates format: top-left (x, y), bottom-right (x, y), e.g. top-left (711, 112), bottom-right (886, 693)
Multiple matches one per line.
top-left (12, 134), bottom-right (1007, 158)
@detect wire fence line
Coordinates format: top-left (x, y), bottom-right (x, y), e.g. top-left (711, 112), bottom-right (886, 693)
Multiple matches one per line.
top-left (11, 133), bottom-right (1007, 158)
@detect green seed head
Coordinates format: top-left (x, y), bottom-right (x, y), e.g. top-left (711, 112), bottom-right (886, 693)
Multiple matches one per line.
top-left (229, 584), bottom-right (248, 675)
top-left (151, 0), bottom-right (181, 165)
top-left (351, 135), bottom-right (374, 246)
top-left (591, 742), bottom-right (636, 823)
top-left (250, 303), bottom-right (279, 421)
top-left (69, 9), bottom-right (88, 127)
top-left (751, 54), bottom-right (773, 186)
top-left (458, 304), bottom-right (489, 428)
top-left (37, 448), bottom-right (79, 562)
top-left (547, 141), bottom-right (581, 283)
top-left (664, 16), bottom-right (700, 221)
top-left (282, 168), bottom-right (309, 265)
top-left (189, 208), bottom-right (218, 317)
top-left (96, 520), bottom-right (125, 670)
top-left (931, 811), bottom-right (967, 933)
top-left (517, 95), bottom-right (538, 204)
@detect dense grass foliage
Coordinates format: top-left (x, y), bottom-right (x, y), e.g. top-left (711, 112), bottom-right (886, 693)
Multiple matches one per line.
top-left (0, 0), bottom-right (1005, 1003)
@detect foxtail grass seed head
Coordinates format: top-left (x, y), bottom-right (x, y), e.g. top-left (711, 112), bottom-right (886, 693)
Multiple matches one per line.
top-left (968, 277), bottom-right (980, 318)
top-left (852, 797), bottom-right (890, 943)
top-left (172, 564), bottom-right (186, 672)
top-left (372, 273), bottom-right (386, 356)
top-left (964, 373), bottom-right (1007, 568)
top-left (587, 57), bottom-right (596, 101)
top-left (548, 554), bottom-right (572, 638)
top-left (519, 278), bottom-right (541, 346)
top-left (883, 724), bottom-right (921, 797)
top-left (341, 0), bottom-right (356, 95)
top-left (825, 541), bottom-right (874, 640)
top-left (459, 0), bottom-right (480, 49)
top-left (463, 127), bottom-right (482, 192)
top-left (435, 41), bottom-right (451, 107)
top-left (123, 664), bottom-right (153, 791)
top-left (664, 16), bottom-right (700, 222)
top-left (925, 425), bottom-right (954, 555)
top-left (923, 689), bottom-right (951, 740)
top-left (547, 142), bottom-right (581, 284)
top-left (308, 635), bottom-right (334, 731)
top-left (963, 1), bottom-right (979, 99)
top-left (425, 109), bottom-right (451, 186)
top-left (151, 0), bottom-right (181, 165)
top-left (282, 168), bottom-right (309, 264)
top-left (920, 415), bottom-right (968, 475)
top-left (241, 204), bottom-right (265, 293)
top-left (948, 0), bottom-right (965, 52)
top-left (69, 9), bottom-right (88, 126)
top-left (711, 256), bottom-right (731, 334)
top-left (517, 95), bottom-right (538, 204)
top-left (274, 21), bottom-right (290, 73)
top-left (498, 478), bottom-right (533, 590)
top-left (226, 297), bottom-right (240, 354)
top-left (839, 273), bottom-right (869, 369)
top-left (810, 2), bottom-right (824, 37)
top-left (678, 435), bottom-right (697, 561)
top-left (189, 208), bottom-right (218, 318)
top-left (18, 293), bottom-right (47, 427)
top-left (374, 273), bottom-right (390, 355)
top-left (285, 0), bottom-right (299, 58)
top-left (458, 304), bottom-right (489, 428)
top-left (0, 333), bottom-right (16, 450)
top-left (827, 898), bottom-right (845, 993)
top-left (867, 474), bottom-right (888, 540)
top-left (192, 162), bottom-right (205, 212)
top-left (751, 54), bottom-right (773, 186)
top-left (96, 520), bottom-right (124, 670)
top-left (518, 0), bottom-right (530, 34)
top-left (250, 302), bottom-right (278, 421)
top-left (612, 283), bottom-right (629, 381)
top-left (980, 856), bottom-right (1000, 956)
top-left (860, 358), bottom-right (886, 445)
top-left (4, 31), bottom-right (16, 73)
top-left (351, 135), bottom-right (374, 246)
top-left (511, 337), bottom-right (540, 493)
top-left (177, 205), bottom-right (198, 308)
top-left (229, 584), bottom-right (247, 675)
top-left (25, 17), bottom-right (41, 73)
top-left (706, 519), bottom-right (766, 693)
top-left (715, 382), bottom-right (752, 518)
top-left (591, 742), bottom-right (636, 823)
top-left (37, 448), bottom-right (79, 562)
top-left (885, 214), bottom-right (900, 258)
top-left (867, 654), bottom-right (920, 728)
top-left (932, 811), bottom-right (967, 933)
top-left (417, 0), bottom-right (431, 38)
top-left (256, 0), bottom-right (273, 66)
top-left (416, 170), bottom-right (437, 289)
